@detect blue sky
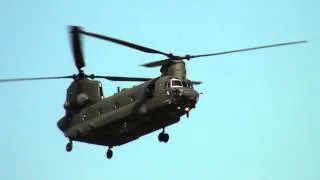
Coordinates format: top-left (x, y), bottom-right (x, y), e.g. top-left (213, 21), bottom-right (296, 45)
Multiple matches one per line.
top-left (0, 0), bottom-right (319, 179)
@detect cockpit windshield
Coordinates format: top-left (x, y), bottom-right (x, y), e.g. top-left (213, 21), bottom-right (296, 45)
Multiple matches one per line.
top-left (169, 78), bottom-right (184, 88)
top-left (168, 78), bottom-right (194, 88)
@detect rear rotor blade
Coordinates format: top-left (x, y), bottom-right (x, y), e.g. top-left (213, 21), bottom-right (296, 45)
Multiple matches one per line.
top-left (79, 30), bottom-right (170, 57)
top-left (0, 75), bottom-right (74, 83)
top-left (141, 40), bottom-right (308, 67)
top-left (70, 26), bottom-right (85, 70)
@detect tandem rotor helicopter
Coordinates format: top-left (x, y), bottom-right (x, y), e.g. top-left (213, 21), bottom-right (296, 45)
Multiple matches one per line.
top-left (0, 26), bottom-right (306, 159)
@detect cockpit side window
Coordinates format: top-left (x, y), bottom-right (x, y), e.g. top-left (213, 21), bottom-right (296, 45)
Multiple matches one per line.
top-left (187, 80), bottom-right (193, 89)
top-left (182, 81), bottom-right (188, 87)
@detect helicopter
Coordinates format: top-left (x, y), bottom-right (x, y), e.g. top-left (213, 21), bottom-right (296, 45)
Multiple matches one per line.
top-left (0, 26), bottom-right (307, 159)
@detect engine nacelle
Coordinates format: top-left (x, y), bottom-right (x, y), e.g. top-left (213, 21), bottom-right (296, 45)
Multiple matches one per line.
top-left (64, 79), bottom-right (104, 114)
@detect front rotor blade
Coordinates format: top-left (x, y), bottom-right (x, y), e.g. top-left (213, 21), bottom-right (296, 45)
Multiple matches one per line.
top-left (79, 30), bottom-right (170, 57)
top-left (141, 59), bottom-right (172, 67)
top-left (141, 40), bottom-right (307, 67)
top-left (0, 75), bottom-right (74, 83)
top-left (188, 40), bottom-right (308, 59)
top-left (70, 26), bottom-right (85, 70)
top-left (190, 81), bottom-right (202, 85)
top-left (94, 75), bottom-right (152, 82)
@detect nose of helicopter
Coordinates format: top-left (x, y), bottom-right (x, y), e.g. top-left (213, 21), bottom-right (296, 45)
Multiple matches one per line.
top-left (170, 88), bottom-right (199, 116)
top-left (172, 88), bottom-right (199, 105)
top-left (181, 88), bottom-right (199, 103)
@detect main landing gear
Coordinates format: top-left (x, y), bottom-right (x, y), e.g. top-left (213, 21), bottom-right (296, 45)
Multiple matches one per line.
top-left (66, 140), bottom-right (73, 152)
top-left (106, 146), bottom-right (113, 159)
top-left (158, 129), bottom-right (169, 143)
top-left (65, 140), bottom-right (114, 160)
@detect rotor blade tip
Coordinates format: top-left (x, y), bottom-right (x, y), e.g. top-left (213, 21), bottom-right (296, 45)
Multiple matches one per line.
top-left (296, 40), bottom-right (308, 44)
top-left (140, 63), bottom-right (151, 67)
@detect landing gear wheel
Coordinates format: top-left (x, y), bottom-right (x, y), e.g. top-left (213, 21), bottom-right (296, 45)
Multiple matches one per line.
top-left (158, 133), bottom-right (163, 142)
top-left (158, 132), bottom-right (169, 143)
top-left (66, 141), bottom-right (73, 152)
top-left (106, 148), bottom-right (113, 159)
top-left (163, 133), bottom-right (169, 143)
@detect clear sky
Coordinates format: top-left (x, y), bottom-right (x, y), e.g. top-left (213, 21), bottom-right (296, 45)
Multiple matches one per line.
top-left (0, 0), bottom-right (319, 179)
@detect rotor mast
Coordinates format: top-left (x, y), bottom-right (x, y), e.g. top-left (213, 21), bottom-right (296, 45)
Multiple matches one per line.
top-left (160, 61), bottom-right (187, 79)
